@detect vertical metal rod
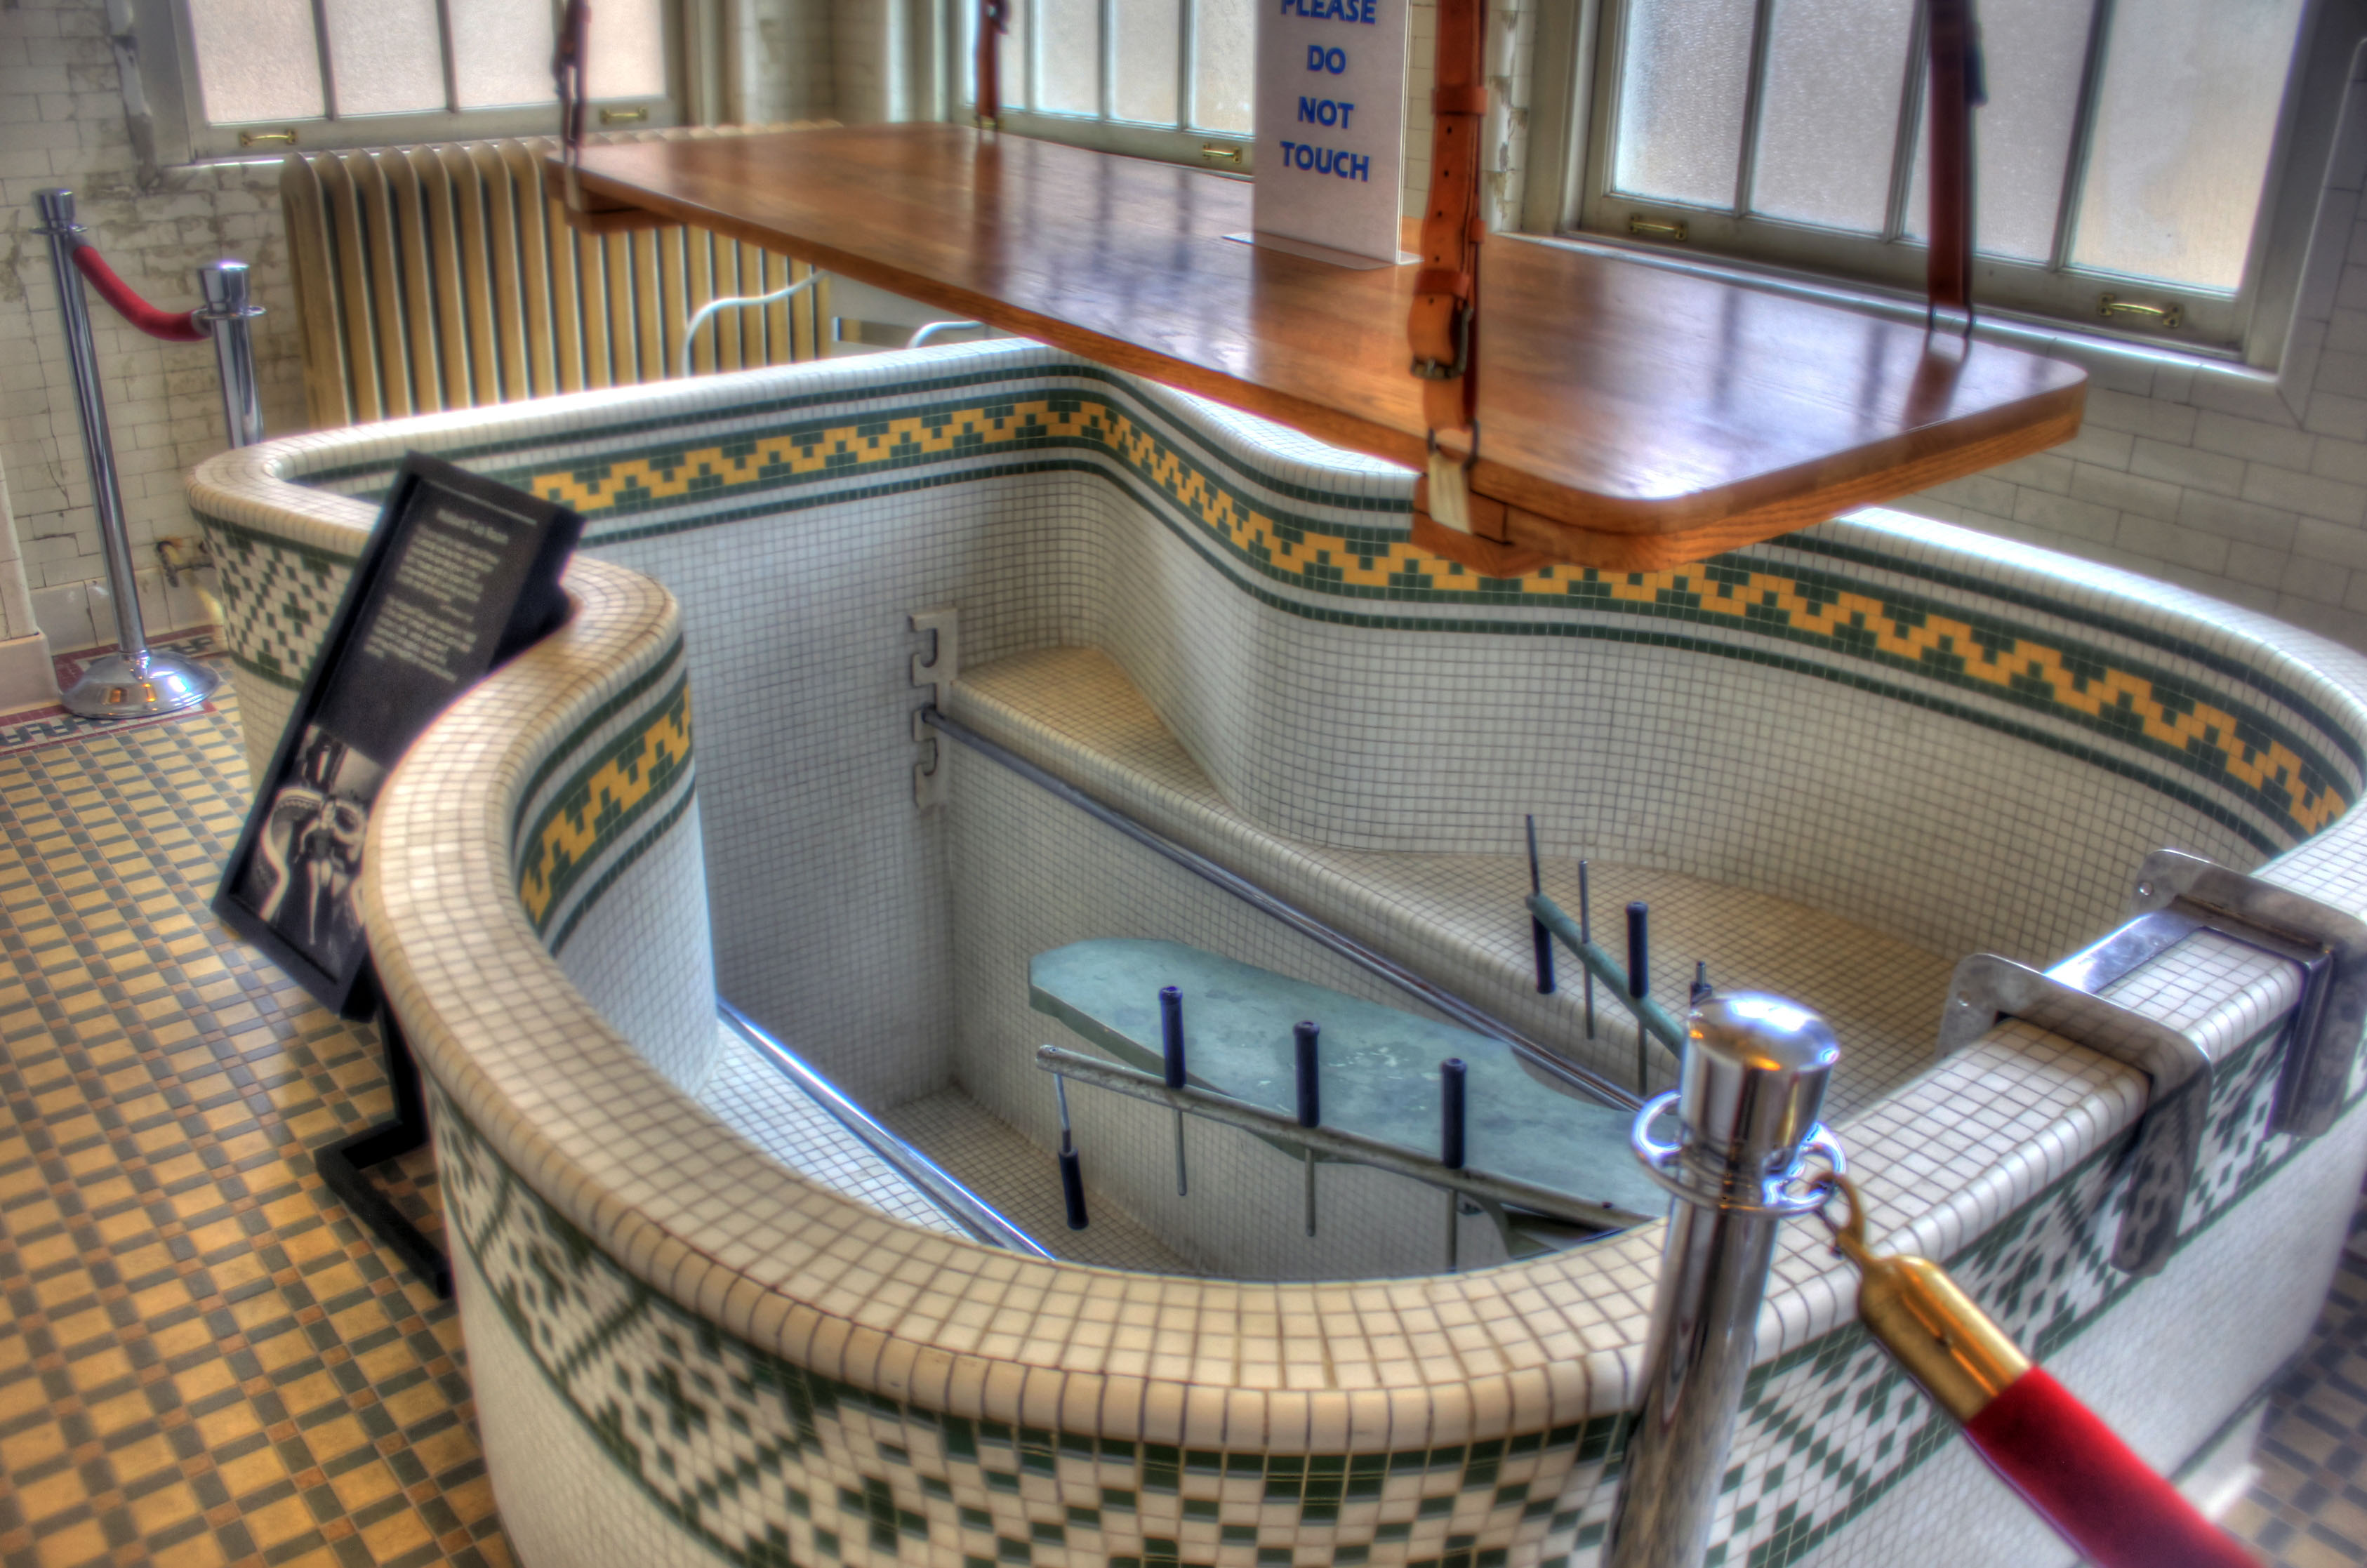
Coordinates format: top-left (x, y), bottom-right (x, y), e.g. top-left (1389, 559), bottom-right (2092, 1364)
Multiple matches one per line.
top-left (1056, 1075), bottom-right (1089, 1230)
top-left (1692, 960), bottom-right (1711, 1005)
top-left (1440, 1058), bottom-right (1467, 1272)
top-left (1607, 996), bottom-right (1840, 1568)
top-left (1295, 1021), bottom-right (1320, 1237)
top-left (1527, 816), bottom-right (1556, 994)
top-left (1627, 902), bottom-right (1650, 1094)
top-left (1160, 985), bottom-right (1188, 1197)
top-left (1580, 859), bottom-right (1596, 1039)
top-left (33, 189), bottom-right (218, 720)
top-left (197, 262), bottom-right (265, 448)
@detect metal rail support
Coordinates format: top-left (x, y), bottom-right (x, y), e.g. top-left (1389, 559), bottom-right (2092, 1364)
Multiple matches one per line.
top-left (34, 189), bottom-right (221, 720)
top-left (1607, 994), bottom-right (1843, 1568)
top-left (196, 260), bottom-right (266, 449)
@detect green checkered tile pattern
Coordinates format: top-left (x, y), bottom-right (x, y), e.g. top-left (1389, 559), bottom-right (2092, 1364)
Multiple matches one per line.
top-left (195, 517), bottom-right (358, 693)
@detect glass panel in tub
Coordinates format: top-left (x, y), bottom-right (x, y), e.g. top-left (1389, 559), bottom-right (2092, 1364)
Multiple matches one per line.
top-left (1030, 938), bottom-right (1666, 1258)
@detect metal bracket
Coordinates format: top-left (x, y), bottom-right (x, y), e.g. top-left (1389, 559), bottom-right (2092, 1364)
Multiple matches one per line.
top-left (1940, 952), bottom-right (2210, 1277)
top-left (2130, 849), bottom-right (2367, 1138)
top-left (909, 607), bottom-right (960, 811)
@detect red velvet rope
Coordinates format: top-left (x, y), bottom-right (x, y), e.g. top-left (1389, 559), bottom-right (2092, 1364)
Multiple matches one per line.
top-left (1963, 1369), bottom-right (2260, 1568)
top-left (69, 245), bottom-right (206, 343)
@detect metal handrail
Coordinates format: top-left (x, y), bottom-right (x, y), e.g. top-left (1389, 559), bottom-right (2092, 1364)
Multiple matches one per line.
top-left (923, 705), bottom-right (1642, 1110)
top-left (680, 272), bottom-right (821, 380)
top-left (719, 1001), bottom-right (1054, 1258)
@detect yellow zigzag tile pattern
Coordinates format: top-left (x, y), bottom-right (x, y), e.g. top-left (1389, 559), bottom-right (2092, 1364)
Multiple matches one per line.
top-left (518, 684), bottom-right (694, 927)
top-left (526, 397), bottom-right (2347, 838)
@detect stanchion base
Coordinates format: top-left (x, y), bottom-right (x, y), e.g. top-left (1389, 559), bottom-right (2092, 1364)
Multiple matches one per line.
top-left (59, 649), bottom-right (220, 719)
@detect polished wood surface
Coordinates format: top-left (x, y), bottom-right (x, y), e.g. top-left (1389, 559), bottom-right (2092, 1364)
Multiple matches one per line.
top-left (561, 124), bottom-right (2087, 566)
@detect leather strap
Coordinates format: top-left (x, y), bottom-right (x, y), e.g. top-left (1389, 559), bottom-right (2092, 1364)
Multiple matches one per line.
top-left (1925, 0), bottom-right (1982, 327)
top-left (977, 0), bottom-right (1009, 127)
top-left (1408, 0), bottom-right (1489, 434)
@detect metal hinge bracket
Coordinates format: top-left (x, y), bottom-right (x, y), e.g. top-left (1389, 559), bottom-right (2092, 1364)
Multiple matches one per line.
top-left (910, 606), bottom-right (960, 811)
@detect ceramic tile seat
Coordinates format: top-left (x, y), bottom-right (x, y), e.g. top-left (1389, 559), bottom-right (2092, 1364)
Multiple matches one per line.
top-left (946, 646), bottom-right (1956, 1121)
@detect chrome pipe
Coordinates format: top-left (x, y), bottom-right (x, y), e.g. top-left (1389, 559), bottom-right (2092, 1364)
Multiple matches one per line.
top-left (680, 272), bottom-right (820, 379)
top-left (33, 188), bottom-right (218, 720)
top-left (909, 319), bottom-right (985, 347)
top-left (1035, 1044), bottom-right (1652, 1233)
top-left (721, 1001), bottom-right (1054, 1258)
top-left (1607, 995), bottom-right (1841, 1568)
top-left (925, 705), bottom-right (1643, 1110)
top-left (196, 260), bottom-right (265, 448)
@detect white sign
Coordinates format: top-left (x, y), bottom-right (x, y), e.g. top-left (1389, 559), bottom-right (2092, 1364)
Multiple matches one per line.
top-left (1250, 0), bottom-right (1410, 267)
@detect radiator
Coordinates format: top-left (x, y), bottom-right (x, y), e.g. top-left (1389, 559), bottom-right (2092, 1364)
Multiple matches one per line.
top-left (280, 125), bottom-right (830, 430)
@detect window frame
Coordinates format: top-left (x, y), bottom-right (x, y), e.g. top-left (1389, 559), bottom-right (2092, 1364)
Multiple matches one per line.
top-left (131, 0), bottom-right (682, 164)
top-left (946, 0), bottom-right (1256, 173)
top-left (1525, 0), bottom-right (2362, 365)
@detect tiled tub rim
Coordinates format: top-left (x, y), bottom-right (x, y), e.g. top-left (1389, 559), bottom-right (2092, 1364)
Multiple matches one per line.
top-left (355, 557), bottom-right (2179, 1452)
top-left (300, 365), bottom-right (2367, 1458)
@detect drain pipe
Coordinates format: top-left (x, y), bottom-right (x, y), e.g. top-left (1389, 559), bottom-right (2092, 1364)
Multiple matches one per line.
top-left (1607, 994), bottom-right (1843, 1568)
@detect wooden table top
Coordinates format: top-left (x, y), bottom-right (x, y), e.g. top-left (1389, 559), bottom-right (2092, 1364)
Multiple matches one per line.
top-left (562, 124), bottom-right (2086, 569)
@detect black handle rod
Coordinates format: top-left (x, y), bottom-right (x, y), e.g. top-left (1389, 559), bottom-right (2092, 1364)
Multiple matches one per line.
top-left (1692, 960), bottom-right (1712, 1005)
top-left (1579, 859), bottom-right (1596, 1039)
top-left (1627, 902), bottom-right (1650, 1095)
top-left (1056, 1075), bottom-right (1088, 1230)
top-left (1441, 1056), bottom-right (1468, 1271)
top-left (1296, 1021), bottom-right (1320, 1237)
top-left (1160, 985), bottom-right (1188, 1197)
top-left (1526, 816), bottom-right (1555, 994)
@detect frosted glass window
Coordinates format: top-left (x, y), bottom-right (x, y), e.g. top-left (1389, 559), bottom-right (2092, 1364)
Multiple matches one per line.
top-left (1749, 0), bottom-right (1914, 232)
top-left (453, 0), bottom-right (557, 109)
top-left (2072, 0), bottom-right (2304, 291)
top-left (1612, 0), bottom-right (1757, 208)
top-left (187, 0), bottom-right (324, 123)
top-left (1037, 0), bottom-right (1103, 114)
top-left (1957, 0), bottom-right (2089, 260)
top-left (321, 0), bottom-right (444, 117)
top-left (1193, 0), bottom-right (1252, 131)
top-left (1114, 0), bottom-right (1182, 124)
top-left (588, 0), bottom-right (671, 101)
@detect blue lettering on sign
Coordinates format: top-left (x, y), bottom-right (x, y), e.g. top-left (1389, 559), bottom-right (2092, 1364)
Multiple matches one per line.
top-left (1277, 141), bottom-right (1371, 181)
top-left (1279, 0), bottom-right (1378, 22)
top-left (1306, 44), bottom-right (1348, 73)
top-left (1297, 95), bottom-right (1355, 128)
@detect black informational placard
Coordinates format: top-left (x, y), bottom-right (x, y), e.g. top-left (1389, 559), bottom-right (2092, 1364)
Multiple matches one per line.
top-left (215, 453), bottom-right (582, 1018)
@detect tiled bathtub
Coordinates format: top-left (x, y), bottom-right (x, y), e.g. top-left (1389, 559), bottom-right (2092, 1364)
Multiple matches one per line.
top-left (190, 340), bottom-right (2367, 1567)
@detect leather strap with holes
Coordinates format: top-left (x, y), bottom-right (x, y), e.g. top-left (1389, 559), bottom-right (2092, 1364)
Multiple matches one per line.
top-left (977, 0), bottom-right (1009, 128)
top-left (1408, 0), bottom-right (1489, 434)
top-left (1925, 0), bottom-right (1982, 326)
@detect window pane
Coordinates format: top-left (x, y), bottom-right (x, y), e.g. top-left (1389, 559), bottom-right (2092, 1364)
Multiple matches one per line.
top-left (588, 0), bottom-right (670, 100)
top-left (187, 0), bottom-right (324, 123)
top-left (1036, 0), bottom-right (1103, 115)
top-left (1191, 0), bottom-right (1252, 131)
top-left (322, 0), bottom-right (444, 116)
top-left (452, 0), bottom-right (556, 109)
top-left (1957, 0), bottom-right (2090, 260)
top-left (2071, 0), bottom-right (2305, 291)
top-left (1749, 0), bottom-right (1913, 233)
top-left (1612, 0), bottom-right (1756, 208)
top-left (1114, 0), bottom-right (1181, 124)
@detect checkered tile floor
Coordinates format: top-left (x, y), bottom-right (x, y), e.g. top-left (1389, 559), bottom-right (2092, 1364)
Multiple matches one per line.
top-left (2, 678), bottom-right (2365, 1568)
top-left (0, 679), bottom-right (508, 1568)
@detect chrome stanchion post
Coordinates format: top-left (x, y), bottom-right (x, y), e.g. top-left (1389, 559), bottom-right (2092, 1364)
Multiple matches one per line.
top-left (195, 260), bottom-right (265, 449)
top-left (1607, 994), bottom-right (1843, 1568)
top-left (33, 187), bottom-right (220, 719)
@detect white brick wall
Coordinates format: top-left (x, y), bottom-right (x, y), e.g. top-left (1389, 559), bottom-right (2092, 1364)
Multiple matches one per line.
top-left (6, 0), bottom-right (2366, 662)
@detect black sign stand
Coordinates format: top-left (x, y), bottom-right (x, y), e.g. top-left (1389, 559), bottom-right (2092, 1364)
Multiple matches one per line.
top-left (214, 453), bottom-right (581, 1296)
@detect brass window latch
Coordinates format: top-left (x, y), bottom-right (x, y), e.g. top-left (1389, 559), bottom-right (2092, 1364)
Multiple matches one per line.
top-left (2099, 293), bottom-right (2181, 331)
top-left (1200, 144), bottom-right (1244, 164)
top-left (237, 129), bottom-right (298, 147)
top-left (600, 106), bottom-right (651, 126)
top-left (1627, 214), bottom-right (1687, 242)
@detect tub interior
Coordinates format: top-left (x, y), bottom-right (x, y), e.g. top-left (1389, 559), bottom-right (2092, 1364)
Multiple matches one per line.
top-left (300, 354), bottom-right (2298, 1282)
